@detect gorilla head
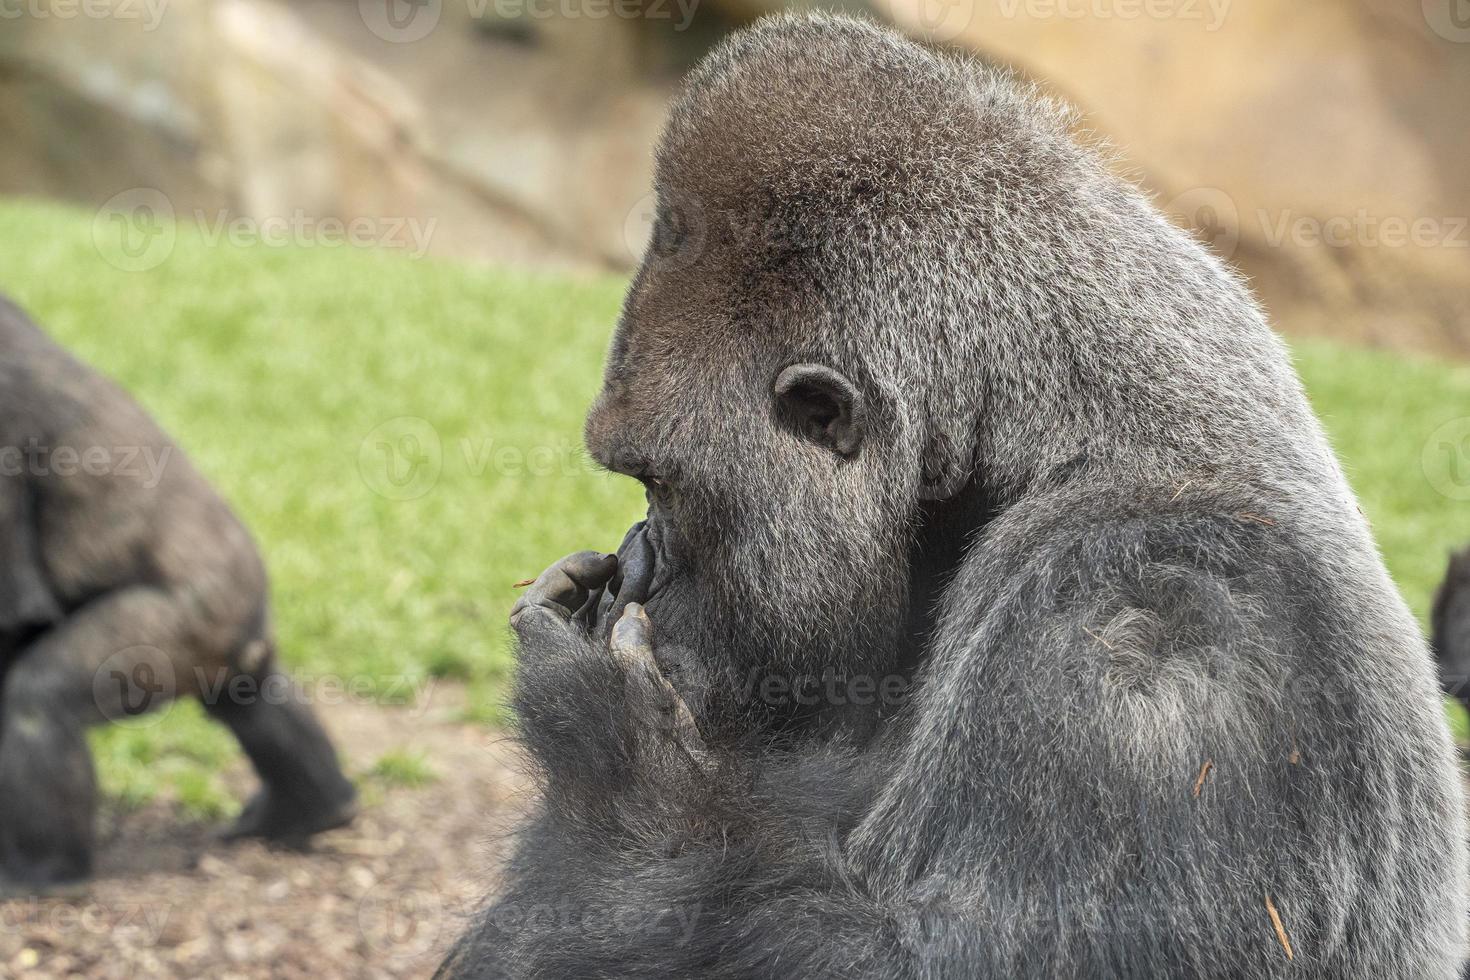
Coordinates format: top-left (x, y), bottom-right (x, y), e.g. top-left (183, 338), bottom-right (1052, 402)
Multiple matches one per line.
top-left (583, 17), bottom-right (1331, 729)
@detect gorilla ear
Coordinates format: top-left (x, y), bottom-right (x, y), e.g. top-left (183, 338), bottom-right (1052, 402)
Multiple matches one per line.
top-left (773, 363), bottom-right (863, 457)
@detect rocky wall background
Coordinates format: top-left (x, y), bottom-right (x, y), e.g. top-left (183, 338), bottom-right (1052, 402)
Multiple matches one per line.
top-left (3, 0), bottom-right (1468, 352)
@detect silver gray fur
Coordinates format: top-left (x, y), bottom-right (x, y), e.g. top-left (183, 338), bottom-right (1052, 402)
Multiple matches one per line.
top-left (445, 14), bottom-right (1469, 978)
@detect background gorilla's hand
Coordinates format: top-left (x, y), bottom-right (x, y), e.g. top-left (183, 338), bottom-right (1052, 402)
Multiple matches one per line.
top-left (509, 549), bottom-right (706, 817)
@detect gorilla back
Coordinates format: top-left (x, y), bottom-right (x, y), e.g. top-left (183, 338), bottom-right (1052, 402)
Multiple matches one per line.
top-left (447, 15), bottom-right (1468, 979)
top-left (0, 295), bottom-right (356, 890)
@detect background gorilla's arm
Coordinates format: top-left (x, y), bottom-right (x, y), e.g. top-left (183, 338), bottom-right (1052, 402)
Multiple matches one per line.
top-left (450, 489), bottom-right (1463, 979)
top-left (1432, 546), bottom-right (1470, 711)
top-left (0, 468), bottom-right (62, 646)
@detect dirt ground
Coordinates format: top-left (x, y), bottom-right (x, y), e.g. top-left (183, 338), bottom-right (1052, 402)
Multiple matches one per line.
top-left (6, 692), bottom-right (1468, 980)
top-left (0, 685), bottom-right (527, 979)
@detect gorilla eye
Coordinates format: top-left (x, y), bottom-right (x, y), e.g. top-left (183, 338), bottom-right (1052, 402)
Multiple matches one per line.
top-left (638, 473), bottom-right (673, 501)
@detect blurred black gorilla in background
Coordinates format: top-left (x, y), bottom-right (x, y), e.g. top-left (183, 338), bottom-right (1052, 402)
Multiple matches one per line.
top-left (1434, 544), bottom-right (1470, 718)
top-left (0, 295), bottom-right (356, 892)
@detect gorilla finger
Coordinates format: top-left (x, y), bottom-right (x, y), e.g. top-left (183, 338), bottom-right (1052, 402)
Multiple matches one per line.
top-left (511, 570), bottom-right (577, 624)
top-left (516, 552), bottom-right (615, 618)
top-left (597, 583), bottom-right (616, 623)
top-left (560, 550), bottom-right (619, 590)
top-left (614, 520), bottom-right (647, 557)
top-left (617, 526), bottom-right (656, 606)
top-left (609, 602), bottom-right (655, 668)
top-left (566, 551), bottom-right (619, 628)
top-left (610, 605), bottom-right (703, 752)
top-left (573, 587), bottom-right (603, 629)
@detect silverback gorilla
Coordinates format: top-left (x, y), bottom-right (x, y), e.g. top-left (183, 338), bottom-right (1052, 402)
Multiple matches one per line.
top-left (442, 15), bottom-right (1468, 978)
top-left (1434, 545), bottom-right (1470, 717)
top-left (0, 295), bottom-right (356, 891)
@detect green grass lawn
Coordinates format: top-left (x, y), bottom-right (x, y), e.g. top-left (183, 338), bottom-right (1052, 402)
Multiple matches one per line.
top-left (3, 197), bottom-right (1469, 814)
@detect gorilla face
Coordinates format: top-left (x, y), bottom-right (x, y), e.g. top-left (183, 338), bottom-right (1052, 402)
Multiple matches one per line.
top-left (583, 227), bottom-right (922, 718)
top-left (578, 34), bottom-right (1000, 728)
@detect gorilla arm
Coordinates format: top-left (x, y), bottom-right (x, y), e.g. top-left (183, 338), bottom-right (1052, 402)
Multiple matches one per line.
top-left (0, 469), bottom-right (61, 647)
top-left (856, 499), bottom-right (1463, 978)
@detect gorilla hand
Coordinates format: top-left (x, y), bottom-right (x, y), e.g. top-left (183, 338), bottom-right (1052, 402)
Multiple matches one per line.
top-left (509, 519), bottom-right (657, 634)
top-left (509, 550), bottom-right (705, 812)
top-left (509, 550), bottom-right (618, 638)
